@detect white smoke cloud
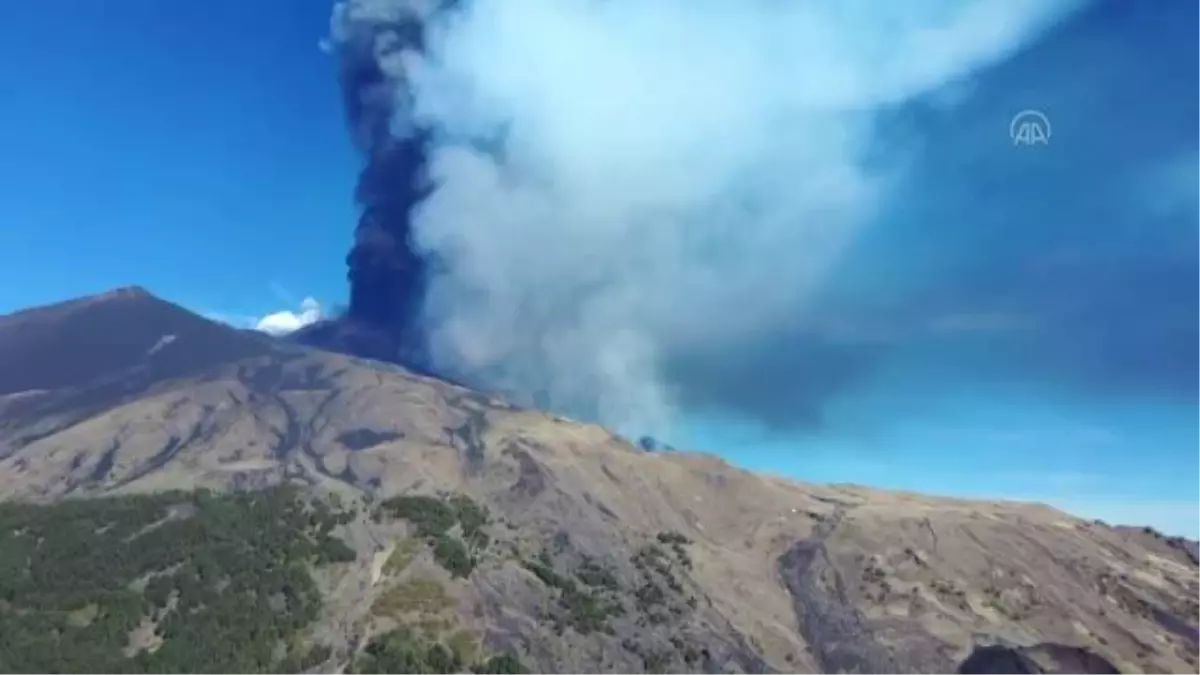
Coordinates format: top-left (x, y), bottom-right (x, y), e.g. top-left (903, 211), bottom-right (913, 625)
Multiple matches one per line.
top-left (331, 0), bottom-right (1083, 436)
top-left (255, 297), bottom-right (323, 336)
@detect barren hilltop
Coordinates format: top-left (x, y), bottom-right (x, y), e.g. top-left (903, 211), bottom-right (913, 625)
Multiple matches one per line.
top-left (0, 289), bottom-right (1195, 674)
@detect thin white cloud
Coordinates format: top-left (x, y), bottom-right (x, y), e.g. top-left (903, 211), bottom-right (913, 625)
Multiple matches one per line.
top-left (254, 297), bottom-right (323, 336)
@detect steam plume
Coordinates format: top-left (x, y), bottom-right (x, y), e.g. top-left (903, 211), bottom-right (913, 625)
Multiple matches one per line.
top-left (324, 0), bottom-right (1197, 439)
top-left (322, 0), bottom-right (1084, 435)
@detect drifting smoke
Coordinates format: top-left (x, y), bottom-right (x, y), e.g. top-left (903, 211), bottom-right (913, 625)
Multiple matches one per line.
top-left (323, 0), bottom-right (1096, 436)
top-left (324, 0), bottom-right (1084, 434)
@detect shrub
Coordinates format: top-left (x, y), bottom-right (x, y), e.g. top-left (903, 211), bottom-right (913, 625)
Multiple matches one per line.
top-left (433, 536), bottom-right (476, 578)
top-left (372, 578), bottom-right (450, 617)
top-left (522, 551), bottom-right (622, 635)
top-left (656, 531), bottom-right (691, 546)
top-left (474, 654), bottom-right (529, 674)
top-left (575, 556), bottom-right (619, 591)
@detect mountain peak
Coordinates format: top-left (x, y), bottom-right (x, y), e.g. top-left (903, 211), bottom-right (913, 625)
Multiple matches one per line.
top-left (0, 287), bottom-right (273, 398)
top-left (95, 284), bottom-right (153, 300)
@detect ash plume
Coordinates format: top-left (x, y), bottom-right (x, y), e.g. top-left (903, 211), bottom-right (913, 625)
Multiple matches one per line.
top-left (321, 0), bottom-right (1193, 439)
top-left (310, 0), bottom-right (452, 369)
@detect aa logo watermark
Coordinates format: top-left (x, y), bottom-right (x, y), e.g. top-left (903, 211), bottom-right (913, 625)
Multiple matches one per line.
top-left (1010, 109), bottom-right (1051, 147)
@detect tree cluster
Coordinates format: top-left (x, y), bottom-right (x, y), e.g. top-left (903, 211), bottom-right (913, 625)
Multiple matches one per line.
top-left (375, 494), bottom-right (490, 577)
top-left (353, 627), bottom-right (528, 674)
top-left (0, 487), bottom-right (352, 673)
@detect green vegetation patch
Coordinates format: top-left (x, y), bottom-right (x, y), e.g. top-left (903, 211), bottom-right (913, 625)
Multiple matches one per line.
top-left (372, 577), bottom-right (452, 618)
top-left (655, 531), bottom-right (691, 546)
top-left (382, 538), bottom-right (421, 576)
top-left (378, 495), bottom-right (458, 537)
top-left (656, 531), bottom-right (694, 569)
top-left (352, 627), bottom-right (453, 675)
top-left (375, 494), bottom-right (491, 578)
top-left (522, 550), bottom-right (624, 635)
top-left (474, 653), bottom-right (530, 674)
top-left (353, 627), bottom-right (528, 675)
top-left (0, 487), bottom-right (353, 673)
top-left (575, 553), bottom-right (620, 591)
top-left (622, 636), bottom-right (703, 673)
top-left (630, 541), bottom-right (698, 624)
top-left (278, 643), bottom-right (334, 674)
top-left (446, 629), bottom-right (479, 665)
top-left (433, 536), bottom-right (475, 578)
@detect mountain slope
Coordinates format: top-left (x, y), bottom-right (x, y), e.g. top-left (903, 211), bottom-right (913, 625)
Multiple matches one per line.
top-left (0, 290), bottom-right (1196, 674)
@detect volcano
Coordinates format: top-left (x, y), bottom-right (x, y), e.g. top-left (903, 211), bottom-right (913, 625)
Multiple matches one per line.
top-left (0, 288), bottom-right (1195, 674)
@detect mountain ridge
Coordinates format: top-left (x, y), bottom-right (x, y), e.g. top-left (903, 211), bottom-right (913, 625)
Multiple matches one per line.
top-left (0, 288), bottom-right (1195, 674)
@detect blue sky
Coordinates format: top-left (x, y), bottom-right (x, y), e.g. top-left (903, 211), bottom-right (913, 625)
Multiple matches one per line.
top-left (2, 1), bottom-right (1197, 535)
top-left (0, 0), bottom-right (354, 317)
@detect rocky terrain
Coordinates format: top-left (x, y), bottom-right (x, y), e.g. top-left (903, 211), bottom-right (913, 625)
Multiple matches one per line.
top-left (0, 287), bottom-right (1196, 674)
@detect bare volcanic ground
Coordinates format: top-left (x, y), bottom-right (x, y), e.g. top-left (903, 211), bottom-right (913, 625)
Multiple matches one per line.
top-left (0, 289), bottom-right (1196, 673)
